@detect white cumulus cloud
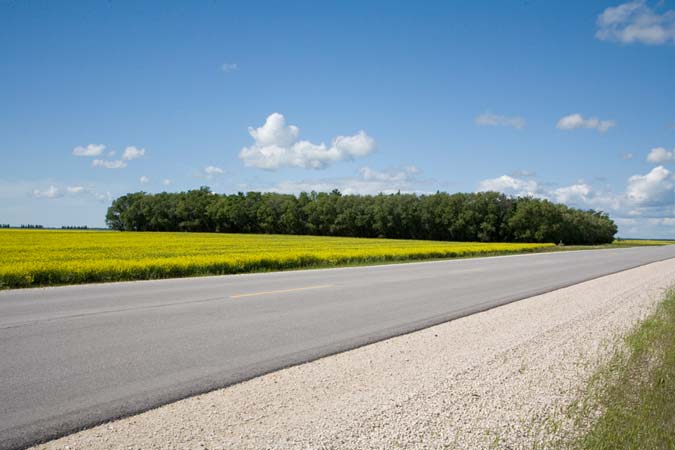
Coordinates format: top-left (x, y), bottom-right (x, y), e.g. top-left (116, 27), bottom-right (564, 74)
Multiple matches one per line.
top-left (477, 175), bottom-right (542, 198)
top-left (72, 144), bottom-right (105, 157)
top-left (478, 176), bottom-right (619, 211)
top-left (239, 113), bottom-right (376, 170)
top-left (475, 113), bottom-right (526, 129)
top-left (556, 113), bottom-right (616, 133)
top-left (139, 176), bottom-right (149, 184)
top-left (553, 183), bottom-right (592, 204)
top-left (122, 146), bottom-right (145, 161)
top-left (479, 168), bottom-right (675, 237)
top-left (162, 179), bottom-right (172, 186)
top-left (646, 146), bottom-right (675, 163)
top-left (596, 1), bottom-right (675, 45)
top-left (626, 165), bottom-right (674, 204)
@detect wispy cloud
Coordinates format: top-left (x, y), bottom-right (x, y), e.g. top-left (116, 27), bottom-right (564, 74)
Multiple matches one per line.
top-left (95, 192), bottom-right (113, 203)
top-left (66, 186), bottom-right (86, 194)
top-left (32, 185), bottom-right (62, 199)
top-left (596, 1), bottom-right (675, 45)
top-left (475, 112), bottom-right (526, 130)
top-left (32, 184), bottom-right (94, 199)
top-left (221, 63), bottom-right (238, 73)
top-left (509, 170), bottom-right (537, 178)
top-left (86, 145), bottom-right (144, 168)
top-left (202, 165), bottom-right (225, 179)
top-left (259, 166), bottom-right (422, 195)
top-left (556, 113), bottom-right (616, 133)
top-left (92, 159), bottom-right (127, 169)
top-left (122, 146), bottom-right (145, 161)
top-left (72, 144), bottom-right (105, 157)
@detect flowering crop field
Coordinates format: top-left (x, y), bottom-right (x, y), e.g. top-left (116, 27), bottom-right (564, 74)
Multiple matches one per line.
top-left (0, 229), bottom-right (556, 289)
top-left (611, 239), bottom-right (674, 246)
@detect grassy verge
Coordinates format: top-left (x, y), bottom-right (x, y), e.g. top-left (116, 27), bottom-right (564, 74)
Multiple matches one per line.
top-left (568, 287), bottom-right (675, 450)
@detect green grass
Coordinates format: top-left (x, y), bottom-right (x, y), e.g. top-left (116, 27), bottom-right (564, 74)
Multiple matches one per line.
top-left (569, 287), bottom-right (675, 450)
top-left (612, 239), bottom-right (675, 246)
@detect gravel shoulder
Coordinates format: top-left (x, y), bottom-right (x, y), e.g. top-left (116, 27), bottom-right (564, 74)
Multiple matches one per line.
top-left (33, 258), bottom-right (675, 450)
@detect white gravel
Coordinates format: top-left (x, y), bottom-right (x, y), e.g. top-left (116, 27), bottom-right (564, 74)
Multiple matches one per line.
top-left (33, 258), bottom-right (675, 450)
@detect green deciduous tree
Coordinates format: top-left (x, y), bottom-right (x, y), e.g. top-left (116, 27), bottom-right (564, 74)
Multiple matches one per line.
top-left (105, 189), bottom-right (617, 245)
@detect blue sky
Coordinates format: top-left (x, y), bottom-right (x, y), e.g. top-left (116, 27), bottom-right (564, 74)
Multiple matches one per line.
top-left (1, 0), bottom-right (674, 237)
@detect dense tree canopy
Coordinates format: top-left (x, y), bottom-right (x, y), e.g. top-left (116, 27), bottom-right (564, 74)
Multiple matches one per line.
top-left (105, 188), bottom-right (617, 245)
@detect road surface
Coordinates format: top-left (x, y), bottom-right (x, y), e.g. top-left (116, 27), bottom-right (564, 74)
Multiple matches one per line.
top-left (2, 245), bottom-right (675, 449)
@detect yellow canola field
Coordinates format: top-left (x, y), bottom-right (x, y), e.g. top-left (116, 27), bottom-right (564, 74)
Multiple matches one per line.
top-left (0, 229), bottom-right (554, 289)
top-left (612, 239), bottom-right (673, 246)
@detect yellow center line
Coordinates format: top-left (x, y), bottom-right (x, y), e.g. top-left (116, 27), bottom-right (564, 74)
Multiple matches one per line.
top-left (230, 284), bottom-right (335, 299)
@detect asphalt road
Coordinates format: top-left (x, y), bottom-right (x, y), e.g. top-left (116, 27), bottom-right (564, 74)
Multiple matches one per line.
top-left (2, 246), bottom-right (675, 449)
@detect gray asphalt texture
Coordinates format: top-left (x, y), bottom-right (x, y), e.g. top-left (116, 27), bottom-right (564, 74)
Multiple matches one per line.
top-left (2, 246), bottom-right (675, 450)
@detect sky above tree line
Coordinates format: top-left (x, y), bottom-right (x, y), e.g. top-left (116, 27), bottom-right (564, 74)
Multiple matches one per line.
top-left (1, 0), bottom-right (674, 237)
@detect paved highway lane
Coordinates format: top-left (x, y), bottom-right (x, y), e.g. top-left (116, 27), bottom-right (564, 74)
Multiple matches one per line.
top-left (2, 245), bottom-right (675, 449)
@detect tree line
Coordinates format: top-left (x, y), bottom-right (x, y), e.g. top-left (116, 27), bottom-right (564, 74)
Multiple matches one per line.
top-left (105, 187), bottom-right (617, 245)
